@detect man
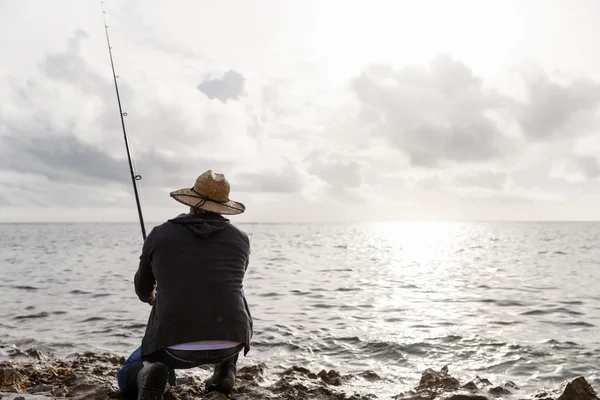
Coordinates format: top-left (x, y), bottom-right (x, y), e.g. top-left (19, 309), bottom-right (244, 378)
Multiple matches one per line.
top-left (117, 170), bottom-right (253, 400)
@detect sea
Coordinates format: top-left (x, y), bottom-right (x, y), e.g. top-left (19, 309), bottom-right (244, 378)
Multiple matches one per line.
top-left (0, 221), bottom-right (599, 398)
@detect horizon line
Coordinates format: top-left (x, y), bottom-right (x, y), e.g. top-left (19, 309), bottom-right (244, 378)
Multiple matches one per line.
top-left (2, 219), bottom-right (600, 224)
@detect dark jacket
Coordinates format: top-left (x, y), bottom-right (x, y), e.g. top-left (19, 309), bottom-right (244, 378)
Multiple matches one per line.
top-left (134, 212), bottom-right (253, 357)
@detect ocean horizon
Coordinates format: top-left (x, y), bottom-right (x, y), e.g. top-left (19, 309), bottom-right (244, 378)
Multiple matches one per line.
top-left (1, 220), bottom-right (599, 398)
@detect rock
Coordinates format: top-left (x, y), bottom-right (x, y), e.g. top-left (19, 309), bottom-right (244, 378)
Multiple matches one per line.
top-left (473, 376), bottom-right (492, 387)
top-left (318, 369), bottom-right (342, 386)
top-left (66, 381), bottom-right (114, 400)
top-left (52, 386), bottom-right (68, 397)
top-left (461, 381), bottom-right (479, 392)
top-left (27, 383), bottom-right (53, 394)
top-left (417, 367), bottom-right (460, 392)
top-left (531, 390), bottom-right (554, 399)
top-left (557, 376), bottom-right (599, 400)
top-left (284, 365), bottom-right (312, 376)
top-left (505, 380), bottom-right (519, 390)
top-left (0, 363), bottom-right (22, 393)
top-left (488, 385), bottom-right (511, 396)
top-left (1, 346), bottom-right (600, 400)
top-left (358, 370), bottom-right (381, 382)
top-left (25, 348), bottom-right (50, 361)
top-left (202, 391), bottom-right (229, 399)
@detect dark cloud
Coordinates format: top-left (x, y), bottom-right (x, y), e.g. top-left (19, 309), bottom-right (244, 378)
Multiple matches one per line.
top-left (401, 119), bottom-right (508, 167)
top-left (352, 54), bottom-right (514, 168)
top-left (236, 162), bottom-right (303, 193)
top-left (0, 132), bottom-right (230, 193)
top-left (517, 74), bottom-right (600, 140)
top-left (197, 70), bottom-right (245, 103)
top-left (1, 134), bottom-right (128, 185)
top-left (0, 29), bottom-right (232, 205)
top-left (454, 171), bottom-right (508, 190)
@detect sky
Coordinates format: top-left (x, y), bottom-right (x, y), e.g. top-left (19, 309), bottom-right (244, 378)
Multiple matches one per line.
top-left (1, 0), bottom-right (600, 223)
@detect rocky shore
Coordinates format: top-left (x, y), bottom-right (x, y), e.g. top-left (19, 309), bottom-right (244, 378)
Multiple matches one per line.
top-left (0, 346), bottom-right (597, 400)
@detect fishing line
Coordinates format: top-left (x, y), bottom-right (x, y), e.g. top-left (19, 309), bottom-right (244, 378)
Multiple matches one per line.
top-left (101, 1), bottom-right (147, 240)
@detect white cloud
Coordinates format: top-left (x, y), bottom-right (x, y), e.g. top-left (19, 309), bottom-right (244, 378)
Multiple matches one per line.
top-left (2, 0), bottom-right (600, 222)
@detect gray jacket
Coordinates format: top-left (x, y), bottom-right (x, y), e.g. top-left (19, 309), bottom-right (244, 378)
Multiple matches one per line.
top-left (134, 212), bottom-right (252, 357)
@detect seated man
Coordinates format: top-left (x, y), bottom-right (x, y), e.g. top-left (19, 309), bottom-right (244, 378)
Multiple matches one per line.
top-left (117, 170), bottom-right (253, 400)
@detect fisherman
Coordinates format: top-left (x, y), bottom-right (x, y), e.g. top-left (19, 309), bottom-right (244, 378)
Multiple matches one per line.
top-left (117, 170), bottom-right (253, 400)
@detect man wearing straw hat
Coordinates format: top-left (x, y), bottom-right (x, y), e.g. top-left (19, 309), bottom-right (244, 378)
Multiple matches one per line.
top-left (117, 170), bottom-right (253, 400)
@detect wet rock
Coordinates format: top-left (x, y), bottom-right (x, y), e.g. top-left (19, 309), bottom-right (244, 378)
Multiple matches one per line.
top-left (417, 366), bottom-right (460, 392)
top-left (461, 381), bottom-right (479, 392)
top-left (52, 386), bottom-right (68, 397)
top-left (473, 376), bottom-right (492, 387)
top-left (505, 380), bottom-right (519, 390)
top-left (28, 383), bottom-right (54, 394)
top-left (395, 367), bottom-right (524, 400)
top-left (318, 369), bottom-right (342, 386)
top-left (202, 391), bottom-right (229, 400)
top-left (236, 363), bottom-right (266, 382)
top-left (557, 376), bottom-right (598, 400)
top-left (0, 362), bottom-right (22, 393)
top-left (532, 390), bottom-right (555, 399)
top-left (1, 345), bottom-right (600, 400)
top-left (358, 370), bottom-right (381, 382)
top-left (283, 365), bottom-right (311, 376)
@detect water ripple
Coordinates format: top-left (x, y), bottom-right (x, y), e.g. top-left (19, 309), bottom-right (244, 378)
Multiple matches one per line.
top-left (0, 221), bottom-right (599, 394)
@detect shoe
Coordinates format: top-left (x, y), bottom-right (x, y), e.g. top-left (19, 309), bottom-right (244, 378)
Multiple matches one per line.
top-left (137, 361), bottom-right (169, 400)
top-left (205, 360), bottom-right (237, 394)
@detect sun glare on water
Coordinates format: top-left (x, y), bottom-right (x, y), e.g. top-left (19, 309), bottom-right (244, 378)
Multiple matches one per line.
top-left (369, 221), bottom-right (465, 265)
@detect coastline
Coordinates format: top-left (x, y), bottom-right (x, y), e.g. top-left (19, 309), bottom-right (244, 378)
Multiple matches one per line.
top-left (0, 346), bottom-right (597, 399)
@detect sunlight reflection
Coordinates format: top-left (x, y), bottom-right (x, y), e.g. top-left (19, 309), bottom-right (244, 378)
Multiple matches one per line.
top-left (363, 221), bottom-right (473, 346)
top-left (369, 221), bottom-right (465, 265)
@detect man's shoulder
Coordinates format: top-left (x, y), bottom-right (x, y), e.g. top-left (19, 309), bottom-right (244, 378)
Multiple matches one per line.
top-left (146, 221), bottom-right (171, 240)
top-left (227, 223), bottom-right (250, 243)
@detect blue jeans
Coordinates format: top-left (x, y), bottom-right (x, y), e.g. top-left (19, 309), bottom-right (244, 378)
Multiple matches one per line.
top-left (117, 344), bottom-right (244, 393)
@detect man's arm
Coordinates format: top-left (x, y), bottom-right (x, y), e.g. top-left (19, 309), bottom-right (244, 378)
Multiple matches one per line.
top-left (134, 231), bottom-right (156, 303)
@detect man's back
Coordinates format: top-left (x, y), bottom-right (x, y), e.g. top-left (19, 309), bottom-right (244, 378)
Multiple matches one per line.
top-left (135, 212), bottom-right (252, 357)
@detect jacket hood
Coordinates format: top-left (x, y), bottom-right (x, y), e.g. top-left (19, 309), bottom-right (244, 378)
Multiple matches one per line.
top-left (168, 212), bottom-right (230, 238)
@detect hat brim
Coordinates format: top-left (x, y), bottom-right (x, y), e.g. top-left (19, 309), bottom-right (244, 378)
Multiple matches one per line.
top-left (169, 188), bottom-right (245, 215)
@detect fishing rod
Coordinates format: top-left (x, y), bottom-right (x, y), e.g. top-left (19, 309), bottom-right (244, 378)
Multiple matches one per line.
top-left (101, 2), bottom-right (147, 241)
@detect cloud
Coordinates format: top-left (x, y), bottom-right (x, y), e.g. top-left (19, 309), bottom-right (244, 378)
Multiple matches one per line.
top-left (197, 70), bottom-right (246, 103)
top-left (306, 152), bottom-right (362, 190)
top-left (454, 185), bottom-right (566, 205)
top-left (351, 55), bottom-right (516, 168)
top-left (517, 72), bottom-right (600, 140)
top-left (1, 134), bottom-right (128, 185)
top-left (574, 156), bottom-right (600, 180)
top-left (550, 155), bottom-right (600, 182)
top-left (453, 171), bottom-right (508, 190)
top-left (0, 131), bottom-right (233, 194)
top-left (0, 195), bottom-right (11, 207)
top-left (3, 18), bottom-right (600, 222)
top-left (236, 162), bottom-right (304, 194)
top-left (0, 29), bottom-right (245, 207)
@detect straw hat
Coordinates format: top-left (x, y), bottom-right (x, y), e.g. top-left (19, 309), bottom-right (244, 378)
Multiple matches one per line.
top-left (170, 170), bottom-right (245, 215)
